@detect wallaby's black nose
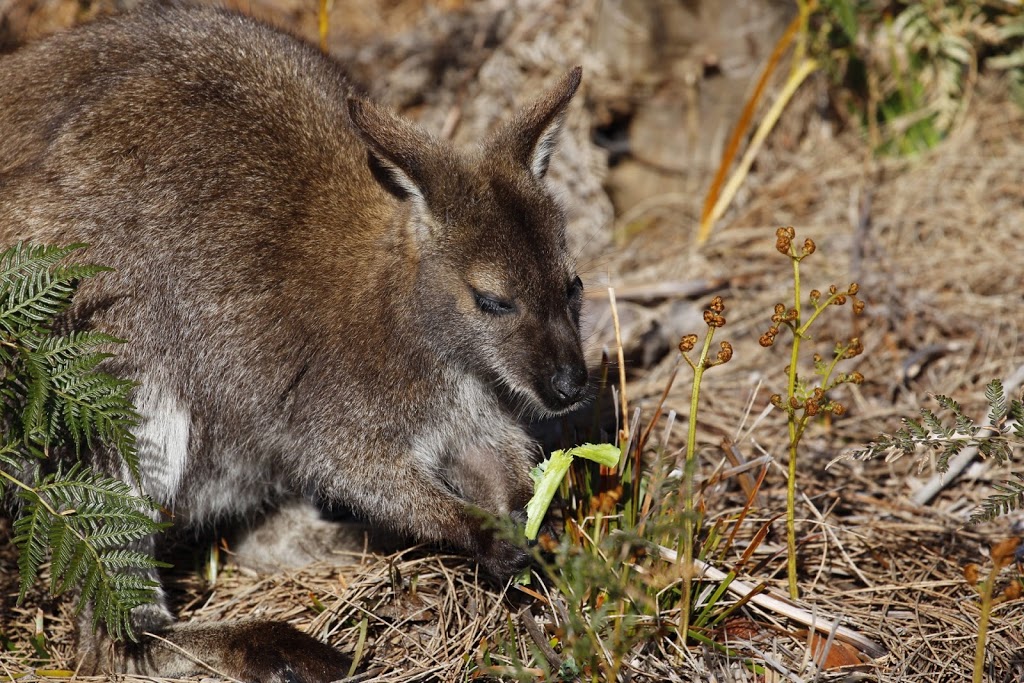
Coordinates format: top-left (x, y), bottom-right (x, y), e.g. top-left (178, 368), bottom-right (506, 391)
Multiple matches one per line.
top-left (551, 365), bottom-right (588, 405)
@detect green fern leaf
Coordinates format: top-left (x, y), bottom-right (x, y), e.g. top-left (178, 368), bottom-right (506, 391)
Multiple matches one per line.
top-left (934, 394), bottom-right (975, 436)
top-left (937, 439), bottom-right (966, 471)
top-left (0, 440), bottom-right (21, 470)
top-left (0, 257), bottom-right (109, 336)
top-left (19, 465), bottom-right (166, 638)
top-left (970, 474), bottom-right (1024, 524)
top-left (33, 331), bottom-right (124, 364)
top-left (0, 243), bottom-right (86, 289)
top-left (903, 418), bottom-right (929, 441)
top-left (20, 348), bottom-right (51, 441)
top-left (12, 491), bottom-right (53, 603)
top-left (1010, 399), bottom-right (1024, 439)
top-left (985, 379), bottom-right (1007, 426)
top-left (977, 438), bottom-right (1011, 464)
top-left (90, 571), bottom-right (162, 640)
top-left (50, 523), bottom-right (91, 595)
top-left (920, 408), bottom-right (953, 438)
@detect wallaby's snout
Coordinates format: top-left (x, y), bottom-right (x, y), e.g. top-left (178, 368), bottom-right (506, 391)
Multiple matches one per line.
top-left (531, 309), bottom-right (588, 413)
top-left (550, 271), bottom-right (588, 409)
top-left (550, 359), bottom-right (588, 408)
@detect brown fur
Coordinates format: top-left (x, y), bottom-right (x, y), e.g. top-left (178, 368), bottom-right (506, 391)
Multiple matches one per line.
top-left (0, 5), bottom-right (586, 681)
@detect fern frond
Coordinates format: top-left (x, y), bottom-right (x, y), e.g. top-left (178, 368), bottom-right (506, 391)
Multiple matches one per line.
top-left (937, 439), bottom-right (966, 471)
top-left (903, 417), bottom-right (929, 441)
top-left (852, 377), bottom-right (1024, 524)
top-left (970, 474), bottom-right (1024, 524)
top-left (33, 331), bottom-right (125, 364)
top-left (12, 491), bottom-right (52, 601)
top-left (49, 370), bottom-right (139, 474)
top-left (936, 394), bottom-right (976, 436)
top-left (89, 571), bottom-right (163, 641)
top-left (0, 243), bottom-right (88, 289)
top-left (978, 438), bottom-right (1013, 464)
top-left (0, 440), bottom-right (21, 471)
top-left (0, 241), bottom-right (155, 640)
top-left (1010, 399), bottom-right (1024, 440)
top-left (20, 347), bottom-right (51, 441)
top-left (920, 408), bottom-right (953, 438)
top-left (2, 268), bottom-right (74, 335)
top-left (12, 465), bottom-right (166, 639)
top-left (35, 466), bottom-right (160, 521)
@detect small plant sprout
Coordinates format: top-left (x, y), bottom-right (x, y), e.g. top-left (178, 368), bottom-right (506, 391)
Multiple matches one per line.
top-left (967, 537), bottom-right (1022, 683)
top-left (677, 295), bottom-right (733, 642)
top-left (525, 443), bottom-right (620, 541)
top-left (759, 226), bottom-right (866, 599)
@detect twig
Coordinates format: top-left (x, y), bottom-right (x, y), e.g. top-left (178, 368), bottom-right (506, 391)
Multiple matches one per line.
top-left (519, 608), bottom-right (564, 670)
top-left (585, 278), bottom-right (725, 303)
top-left (697, 10), bottom-right (806, 244)
top-left (702, 58), bottom-right (819, 242)
top-left (650, 543), bottom-right (888, 660)
top-left (608, 287), bottom-right (629, 446)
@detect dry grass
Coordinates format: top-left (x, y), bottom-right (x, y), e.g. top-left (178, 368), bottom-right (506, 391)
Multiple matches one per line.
top-left (2, 0), bottom-right (1024, 681)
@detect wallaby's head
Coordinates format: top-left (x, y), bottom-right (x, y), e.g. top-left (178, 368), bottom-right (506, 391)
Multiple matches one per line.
top-left (348, 68), bottom-right (588, 417)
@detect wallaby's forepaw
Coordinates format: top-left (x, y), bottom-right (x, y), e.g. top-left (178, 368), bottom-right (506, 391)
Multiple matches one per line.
top-left (481, 536), bottom-right (531, 581)
top-left (475, 509), bottom-right (532, 581)
top-left (87, 620), bottom-right (349, 683)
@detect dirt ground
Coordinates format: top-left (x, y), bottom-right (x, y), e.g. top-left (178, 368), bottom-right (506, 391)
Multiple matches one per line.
top-left (1, 1), bottom-right (1023, 682)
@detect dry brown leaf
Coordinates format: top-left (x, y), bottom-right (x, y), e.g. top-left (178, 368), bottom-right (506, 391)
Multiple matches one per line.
top-left (990, 537), bottom-right (1021, 571)
top-left (713, 616), bottom-right (764, 642)
top-left (798, 629), bottom-right (864, 669)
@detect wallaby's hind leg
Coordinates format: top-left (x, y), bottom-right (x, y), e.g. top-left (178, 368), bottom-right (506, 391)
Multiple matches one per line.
top-left (81, 618), bottom-right (349, 683)
top-left (76, 530), bottom-right (349, 683)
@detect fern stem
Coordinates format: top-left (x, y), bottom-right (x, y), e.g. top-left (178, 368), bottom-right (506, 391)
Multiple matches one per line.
top-left (798, 291), bottom-right (844, 340)
top-left (677, 326), bottom-right (716, 646)
top-left (0, 468), bottom-right (62, 519)
top-left (783, 265), bottom-right (847, 599)
top-left (974, 566), bottom-right (996, 683)
top-left (785, 254), bottom-right (802, 600)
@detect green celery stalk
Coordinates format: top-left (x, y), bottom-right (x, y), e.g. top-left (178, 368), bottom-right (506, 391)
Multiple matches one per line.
top-left (524, 443), bottom-right (620, 540)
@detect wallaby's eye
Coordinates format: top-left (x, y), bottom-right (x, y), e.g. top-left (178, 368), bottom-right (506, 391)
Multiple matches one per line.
top-left (567, 275), bottom-right (584, 302)
top-left (473, 289), bottom-right (516, 316)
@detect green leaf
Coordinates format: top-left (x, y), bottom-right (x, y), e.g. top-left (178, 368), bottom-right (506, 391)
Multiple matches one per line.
top-left (823, 0), bottom-right (858, 43)
top-left (920, 408), bottom-right (952, 438)
top-left (986, 379), bottom-right (1007, 426)
top-left (935, 394), bottom-right (975, 436)
top-left (936, 439), bottom-right (965, 472)
top-left (571, 443), bottom-right (621, 468)
top-left (971, 474), bottom-right (1024, 524)
top-left (12, 495), bottom-right (51, 603)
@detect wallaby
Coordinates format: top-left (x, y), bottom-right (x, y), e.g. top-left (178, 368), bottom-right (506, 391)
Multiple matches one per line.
top-left (0, 5), bottom-right (588, 682)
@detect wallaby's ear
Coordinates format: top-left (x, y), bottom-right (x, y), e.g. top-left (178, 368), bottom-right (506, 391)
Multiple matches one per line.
top-left (488, 66), bottom-right (582, 179)
top-left (347, 97), bottom-right (436, 209)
